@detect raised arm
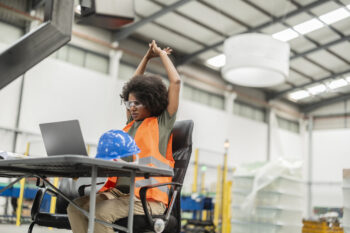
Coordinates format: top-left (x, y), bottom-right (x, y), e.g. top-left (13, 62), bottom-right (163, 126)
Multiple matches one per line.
top-left (151, 40), bottom-right (181, 117)
top-left (133, 45), bottom-right (152, 76)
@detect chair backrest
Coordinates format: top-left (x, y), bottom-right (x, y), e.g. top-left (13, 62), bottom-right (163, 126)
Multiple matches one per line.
top-left (169, 120), bottom-right (194, 233)
top-left (171, 120), bottom-right (194, 185)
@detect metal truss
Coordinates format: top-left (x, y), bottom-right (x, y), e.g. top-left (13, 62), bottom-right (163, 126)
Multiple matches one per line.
top-left (0, 0), bottom-right (74, 90)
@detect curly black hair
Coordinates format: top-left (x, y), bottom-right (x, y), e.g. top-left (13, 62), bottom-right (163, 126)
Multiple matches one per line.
top-left (120, 75), bottom-right (168, 117)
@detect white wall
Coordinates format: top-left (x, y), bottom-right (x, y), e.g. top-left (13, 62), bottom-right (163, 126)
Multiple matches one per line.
top-left (11, 57), bottom-right (127, 156)
top-left (311, 129), bottom-right (350, 207)
top-left (0, 23), bottom-right (23, 151)
top-left (177, 99), bottom-right (304, 194)
top-left (306, 101), bottom-right (350, 210)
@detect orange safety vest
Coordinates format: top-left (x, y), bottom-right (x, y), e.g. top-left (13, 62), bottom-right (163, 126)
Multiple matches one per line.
top-left (99, 117), bottom-right (174, 205)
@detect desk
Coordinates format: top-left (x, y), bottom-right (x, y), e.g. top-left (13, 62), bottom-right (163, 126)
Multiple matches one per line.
top-left (0, 155), bottom-right (174, 233)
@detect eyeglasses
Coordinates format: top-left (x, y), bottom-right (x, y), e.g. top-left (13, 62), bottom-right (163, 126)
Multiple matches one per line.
top-left (124, 100), bottom-right (143, 109)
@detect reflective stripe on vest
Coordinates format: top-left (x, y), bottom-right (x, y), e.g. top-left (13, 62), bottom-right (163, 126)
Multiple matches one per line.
top-left (138, 156), bottom-right (173, 171)
top-left (135, 177), bottom-right (170, 194)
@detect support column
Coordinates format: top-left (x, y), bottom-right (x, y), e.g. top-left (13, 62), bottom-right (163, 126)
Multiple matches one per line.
top-left (224, 90), bottom-right (236, 114)
top-left (307, 115), bottom-right (313, 217)
top-left (266, 109), bottom-right (272, 161)
top-left (109, 43), bottom-right (123, 81)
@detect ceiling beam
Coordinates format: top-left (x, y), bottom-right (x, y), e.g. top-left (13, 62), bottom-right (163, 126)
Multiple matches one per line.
top-left (269, 68), bottom-right (350, 100)
top-left (291, 34), bottom-right (350, 60)
top-left (289, 0), bottom-right (350, 67)
top-left (150, 0), bottom-right (230, 37)
top-left (290, 0), bottom-right (345, 38)
top-left (301, 92), bottom-right (350, 113)
top-left (113, 0), bottom-right (192, 41)
top-left (267, 35), bottom-right (350, 101)
top-left (135, 13), bottom-right (222, 54)
top-left (177, 0), bottom-right (330, 65)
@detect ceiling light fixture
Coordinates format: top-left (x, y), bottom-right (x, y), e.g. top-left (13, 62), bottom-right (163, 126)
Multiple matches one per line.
top-left (319, 7), bottom-right (350, 24)
top-left (308, 84), bottom-right (327, 95)
top-left (293, 18), bottom-right (324, 34)
top-left (206, 54), bottom-right (226, 68)
top-left (328, 79), bottom-right (348, 89)
top-left (346, 76), bottom-right (350, 82)
top-left (272, 28), bottom-right (299, 42)
top-left (289, 90), bottom-right (310, 101)
top-left (222, 33), bottom-right (290, 87)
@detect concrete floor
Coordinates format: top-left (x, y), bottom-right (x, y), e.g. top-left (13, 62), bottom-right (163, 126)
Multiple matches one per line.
top-left (0, 224), bottom-right (71, 233)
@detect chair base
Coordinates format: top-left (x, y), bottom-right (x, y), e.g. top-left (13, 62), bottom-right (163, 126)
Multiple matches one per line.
top-left (115, 215), bottom-right (178, 233)
top-left (28, 222), bottom-right (35, 233)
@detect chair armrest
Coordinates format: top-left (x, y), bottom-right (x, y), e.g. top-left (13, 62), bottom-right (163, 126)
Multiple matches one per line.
top-left (139, 182), bottom-right (182, 227)
top-left (78, 182), bottom-right (105, 196)
top-left (31, 187), bottom-right (47, 220)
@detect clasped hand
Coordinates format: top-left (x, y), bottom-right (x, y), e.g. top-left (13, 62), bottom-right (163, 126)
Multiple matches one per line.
top-left (146, 40), bottom-right (172, 59)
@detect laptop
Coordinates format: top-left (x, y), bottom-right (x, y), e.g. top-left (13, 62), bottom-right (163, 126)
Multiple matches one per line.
top-left (39, 120), bottom-right (88, 156)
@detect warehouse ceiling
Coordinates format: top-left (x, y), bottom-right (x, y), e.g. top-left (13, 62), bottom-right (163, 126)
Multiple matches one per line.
top-left (116, 0), bottom-right (350, 113)
top-left (1, 0), bottom-right (350, 113)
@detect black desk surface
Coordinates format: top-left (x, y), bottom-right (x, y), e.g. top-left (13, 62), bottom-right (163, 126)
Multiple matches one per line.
top-left (0, 155), bottom-right (174, 178)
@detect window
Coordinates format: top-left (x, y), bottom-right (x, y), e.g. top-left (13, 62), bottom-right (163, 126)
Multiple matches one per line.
top-left (182, 84), bottom-right (225, 110)
top-left (85, 53), bottom-right (109, 73)
top-left (52, 44), bottom-right (109, 74)
top-left (67, 46), bottom-right (85, 66)
top-left (210, 95), bottom-right (225, 110)
top-left (277, 116), bottom-right (300, 133)
top-left (233, 101), bottom-right (266, 123)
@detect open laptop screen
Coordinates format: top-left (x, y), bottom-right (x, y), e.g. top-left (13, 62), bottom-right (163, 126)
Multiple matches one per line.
top-left (39, 120), bottom-right (88, 156)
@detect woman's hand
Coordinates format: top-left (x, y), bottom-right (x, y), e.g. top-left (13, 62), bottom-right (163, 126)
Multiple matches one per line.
top-left (146, 40), bottom-right (172, 59)
top-left (133, 40), bottom-right (172, 76)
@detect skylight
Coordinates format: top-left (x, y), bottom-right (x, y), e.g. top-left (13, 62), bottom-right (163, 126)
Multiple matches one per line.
top-left (327, 79), bottom-right (348, 89)
top-left (319, 7), bottom-right (350, 25)
top-left (206, 54), bottom-right (226, 68)
top-left (289, 90), bottom-right (310, 101)
top-left (293, 18), bottom-right (324, 34)
top-left (308, 84), bottom-right (327, 95)
top-left (272, 28), bottom-right (299, 42)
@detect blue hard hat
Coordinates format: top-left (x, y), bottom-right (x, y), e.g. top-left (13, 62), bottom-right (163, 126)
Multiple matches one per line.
top-left (95, 130), bottom-right (140, 160)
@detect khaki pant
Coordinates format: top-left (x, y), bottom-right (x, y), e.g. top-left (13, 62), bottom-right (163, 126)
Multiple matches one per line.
top-left (67, 188), bottom-right (165, 233)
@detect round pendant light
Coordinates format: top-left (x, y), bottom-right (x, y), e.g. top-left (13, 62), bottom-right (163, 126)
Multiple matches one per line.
top-left (222, 33), bottom-right (290, 87)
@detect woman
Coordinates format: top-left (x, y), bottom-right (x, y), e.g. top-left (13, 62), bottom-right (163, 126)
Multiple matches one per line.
top-left (67, 40), bottom-right (181, 233)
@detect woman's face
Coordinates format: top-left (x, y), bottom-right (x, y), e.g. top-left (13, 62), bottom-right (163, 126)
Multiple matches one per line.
top-left (127, 93), bottom-right (151, 121)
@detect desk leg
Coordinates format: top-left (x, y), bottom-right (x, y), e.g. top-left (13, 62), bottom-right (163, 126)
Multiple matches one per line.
top-left (0, 176), bottom-right (27, 194)
top-left (128, 171), bottom-right (136, 233)
top-left (88, 166), bottom-right (97, 233)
